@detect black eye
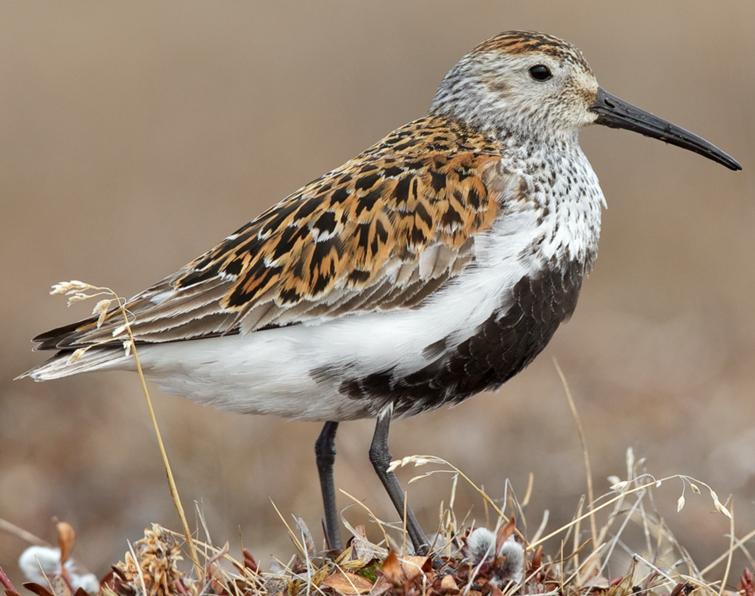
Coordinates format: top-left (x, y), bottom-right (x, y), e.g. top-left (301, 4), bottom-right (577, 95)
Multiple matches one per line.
top-left (529, 64), bottom-right (552, 81)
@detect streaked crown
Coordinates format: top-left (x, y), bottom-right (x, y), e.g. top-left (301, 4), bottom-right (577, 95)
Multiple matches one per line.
top-left (472, 31), bottom-right (591, 70)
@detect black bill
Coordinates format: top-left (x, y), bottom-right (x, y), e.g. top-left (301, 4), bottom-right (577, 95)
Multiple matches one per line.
top-left (591, 87), bottom-right (741, 171)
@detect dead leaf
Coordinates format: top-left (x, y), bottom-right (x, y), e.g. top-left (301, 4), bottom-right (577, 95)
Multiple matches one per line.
top-left (22, 583), bottom-right (55, 596)
top-left (381, 551), bottom-right (403, 585)
top-left (321, 571), bottom-right (373, 595)
top-left (351, 527), bottom-right (387, 563)
top-left (341, 518), bottom-right (388, 563)
top-left (242, 548), bottom-right (258, 573)
top-left (399, 555), bottom-right (429, 582)
top-left (529, 545), bottom-right (543, 573)
top-left (369, 576), bottom-right (392, 596)
top-left (57, 521), bottom-right (76, 564)
top-left (440, 574), bottom-right (460, 593)
top-left (495, 518), bottom-right (516, 553)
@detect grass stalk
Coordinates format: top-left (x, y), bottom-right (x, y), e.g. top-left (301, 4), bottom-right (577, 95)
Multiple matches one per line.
top-left (113, 294), bottom-right (202, 579)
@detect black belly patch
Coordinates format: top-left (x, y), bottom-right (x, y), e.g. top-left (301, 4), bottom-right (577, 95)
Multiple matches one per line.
top-left (338, 261), bottom-right (585, 416)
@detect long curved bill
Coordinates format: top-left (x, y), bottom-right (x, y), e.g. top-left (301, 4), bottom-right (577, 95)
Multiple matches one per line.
top-left (591, 88), bottom-right (741, 171)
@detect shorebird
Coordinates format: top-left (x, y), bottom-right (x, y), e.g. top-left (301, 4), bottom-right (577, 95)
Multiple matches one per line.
top-left (21, 31), bottom-right (740, 554)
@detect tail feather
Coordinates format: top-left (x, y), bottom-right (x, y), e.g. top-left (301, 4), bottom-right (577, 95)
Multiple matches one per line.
top-left (32, 316), bottom-right (100, 350)
top-left (17, 347), bottom-right (132, 382)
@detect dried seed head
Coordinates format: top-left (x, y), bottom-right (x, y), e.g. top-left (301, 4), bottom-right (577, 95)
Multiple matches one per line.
top-left (92, 298), bottom-right (114, 328)
top-left (50, 280), bottom-right (92, 296)
top-left (116, 524), bottom-right (184, 595)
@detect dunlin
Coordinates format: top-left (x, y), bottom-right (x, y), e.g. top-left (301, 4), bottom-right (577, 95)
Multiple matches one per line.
top-left (22, 31), bottom-right (741, 553)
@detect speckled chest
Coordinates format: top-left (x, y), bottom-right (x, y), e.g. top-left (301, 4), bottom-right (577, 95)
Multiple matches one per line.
top-left (339, 139), bottom-right (604, 416)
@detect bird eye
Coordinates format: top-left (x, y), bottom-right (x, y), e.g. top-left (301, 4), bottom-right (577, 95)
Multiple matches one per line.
top-left (528, 64), bottom-right (552, 81)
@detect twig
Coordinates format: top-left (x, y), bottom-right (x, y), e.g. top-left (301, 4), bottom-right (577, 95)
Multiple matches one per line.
top-left (530, 509), bottom-right (550, 545)
top-left (0, 519), bottom-right (49, 546)
top-left (598, 488), bottom-right (646, 578)
top-left (554, 358), bottom-right (597, 550)
top-left (115, 295), bottom-right (201, 578)
top-left (396, 455), bottom-right (529, 546)
top-left (269, 500), bottom-right (305, 556)
top-left (0, 566), bottom-right (20, 596)
top-left (49, 281), bottom-right (201, 578)
top-left (719, 499), bottom-right (735, 596)
top-left (127, 539), bottom-right (148, 595)
top-left (563, 542), bottom-right (607, 586)
top-left (701, 526), bottom-right (755, 576)
top-left (521, 472), bottom-right (535, 508)
top-left (631, 553), bottom-right (676, 585)
top-left (338, 489), bottom-right (392, 547)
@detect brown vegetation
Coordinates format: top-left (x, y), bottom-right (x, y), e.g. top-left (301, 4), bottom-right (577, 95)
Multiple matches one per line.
top-left (1, 448), bottom-right (752, 595)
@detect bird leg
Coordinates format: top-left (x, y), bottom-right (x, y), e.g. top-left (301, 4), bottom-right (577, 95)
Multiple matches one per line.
top-left (369, 412), bottom-right (430, 555)
top-left (315, 420), bottom-right (341, 550)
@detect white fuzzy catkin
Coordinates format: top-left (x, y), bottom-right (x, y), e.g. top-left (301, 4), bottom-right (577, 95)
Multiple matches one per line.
top-left (18, 545), bottom-right (99, 594)
top-left (498, 536), bottom-right (525, 584)
top-left (465, 527), bottom-right (497, 564)
top-left (464, 528), bottom-right (525, 586)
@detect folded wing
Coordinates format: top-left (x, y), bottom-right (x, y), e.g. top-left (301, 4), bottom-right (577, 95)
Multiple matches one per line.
top-left (34, 118), bottom-right (505, 352)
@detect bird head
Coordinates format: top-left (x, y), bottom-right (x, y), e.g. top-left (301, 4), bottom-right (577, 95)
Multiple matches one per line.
top-left (431, 31), bottom-right (741, 170)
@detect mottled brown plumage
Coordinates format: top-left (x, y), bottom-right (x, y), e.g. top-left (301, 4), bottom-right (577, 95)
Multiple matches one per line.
top-left (35, 117), bottom-right (504, 350)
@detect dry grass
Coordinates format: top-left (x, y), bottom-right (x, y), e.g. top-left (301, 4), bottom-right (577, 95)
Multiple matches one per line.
top-left (1, 448), bottom-right (753, 595)
top-left (2, 282), bottom-right (753, 595)
top-left (46, 281), bottom-right (201, 576)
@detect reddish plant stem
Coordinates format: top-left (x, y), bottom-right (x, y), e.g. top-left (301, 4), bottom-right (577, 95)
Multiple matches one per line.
top-left (0, 565), bottom-right (21, 596)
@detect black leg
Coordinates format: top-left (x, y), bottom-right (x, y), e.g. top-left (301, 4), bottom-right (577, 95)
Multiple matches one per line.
top-left (368, 413), bottom-right (430, 554)
top-left (315, 421), bottom-right (341, 550)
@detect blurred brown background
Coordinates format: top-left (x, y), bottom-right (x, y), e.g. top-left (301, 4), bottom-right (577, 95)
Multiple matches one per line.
top-left (1, 0), bottom-right (754, 585)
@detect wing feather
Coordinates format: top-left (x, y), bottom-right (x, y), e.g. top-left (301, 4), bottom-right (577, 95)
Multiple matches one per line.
top-left (34, 116), bottom-right (505, 351)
